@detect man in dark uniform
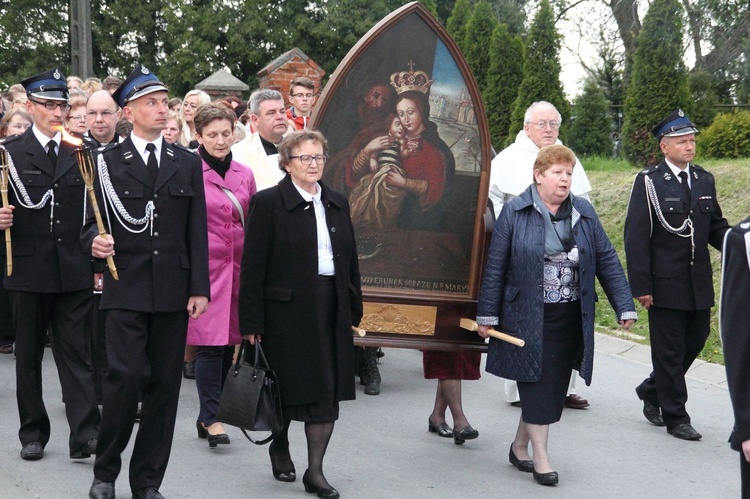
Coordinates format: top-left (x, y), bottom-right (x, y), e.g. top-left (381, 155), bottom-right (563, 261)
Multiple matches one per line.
top-left (720, 217), bottom-right (750, 496)
top-left (0, 69), bottom-right (100, 461)
top-left (624, 109), bottom-right (729, 441)
top-left (83, 64), bottom-right (210, 499)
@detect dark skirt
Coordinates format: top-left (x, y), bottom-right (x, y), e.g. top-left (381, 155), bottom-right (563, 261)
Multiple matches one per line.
top-left (518, 300), bottom-right (582, 425)
top-left (423, 350), bottom-right (481, 380)
top-left (284, 276), bottom-right (340, 423)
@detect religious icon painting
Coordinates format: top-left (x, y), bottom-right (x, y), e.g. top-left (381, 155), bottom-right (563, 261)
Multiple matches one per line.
top-left (314, 2), bottom-right (492, 306)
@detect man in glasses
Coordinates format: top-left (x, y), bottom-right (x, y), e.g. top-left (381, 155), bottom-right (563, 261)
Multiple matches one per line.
top-left (1, 68), bottom-right (100, 461)
top-left (488, 100), bottom-right (593, 410)
top-left (286, 76), bottom-right (317, 131)
top-left (85, 90), bottom-right (122, 147)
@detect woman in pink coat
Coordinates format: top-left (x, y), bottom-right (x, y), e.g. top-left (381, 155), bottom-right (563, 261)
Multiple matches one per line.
top-left (187, 103), bottom-right (256, 448)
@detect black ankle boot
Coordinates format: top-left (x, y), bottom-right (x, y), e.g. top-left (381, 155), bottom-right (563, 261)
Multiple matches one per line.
top-left (363, 347), bottom-right (381, 395)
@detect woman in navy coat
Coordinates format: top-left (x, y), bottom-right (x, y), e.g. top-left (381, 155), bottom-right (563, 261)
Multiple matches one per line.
top-left (476, 145), bottom-right (636, 486)
top-left (239, 130), bottom-right (362, 499)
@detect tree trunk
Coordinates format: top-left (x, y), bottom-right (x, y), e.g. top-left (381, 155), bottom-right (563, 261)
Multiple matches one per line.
top-left (682, 0), bottom-right (703, 65)
top-left (606, 0), bottom-right (641, 62)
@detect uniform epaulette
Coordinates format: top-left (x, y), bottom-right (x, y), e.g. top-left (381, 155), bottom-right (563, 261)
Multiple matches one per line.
top-left (0, 134), bottom-right (21, 146)
top-left (96, 141), bottom-right (121, 154)
top-left (638, 165), bottom-right (658, 176)
top-left (692, 163), bottom-right (708, 173)
top-left (171, 142), bottom-right (192, 152)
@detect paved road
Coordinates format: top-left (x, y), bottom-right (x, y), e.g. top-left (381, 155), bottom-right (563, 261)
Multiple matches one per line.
top-left (0, 334), bottom-right (739, 498)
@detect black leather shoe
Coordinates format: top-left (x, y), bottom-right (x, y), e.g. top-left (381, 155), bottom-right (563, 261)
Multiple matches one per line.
top-left (533, 469), bottom-right (559, 486)
top-left (89, 479), bottom-right (115, 499)
top-left (71, 438), bottom-right (97, 459)
top-left (183, 361), bottom-right (196, 379)
top-left (269, 444), bottom-right (296, 482)
top-left (509, 445), bottom-right (533, 472)
top-left (132, 486), bottom-right (165, 499)
top-left (668, 423), bottom-right (702, 441)
top-left (20, 441), bottom-right (44, 460)
top-left (428, 416), bottom-right (453, 438)
top-left (642, 401), bottom-right (665, 426)
top-left (207, 432), bottom-right (230, 448)
top-left (453, 425), bottom-right (479, 445)
top-left (302, 470), bottom-right (339, 498)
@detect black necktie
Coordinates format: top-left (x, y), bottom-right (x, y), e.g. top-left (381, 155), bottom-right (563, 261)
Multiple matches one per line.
top-left (145, 143), bottom-right (159, 180)
top-left (47, 140), bottom-right (57, 166)
top-left (678, 170), bottom-right (691, 201)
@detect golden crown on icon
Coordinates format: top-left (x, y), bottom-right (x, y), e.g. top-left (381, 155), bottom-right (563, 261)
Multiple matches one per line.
top-left (390, 61), bottom-right (433, 95)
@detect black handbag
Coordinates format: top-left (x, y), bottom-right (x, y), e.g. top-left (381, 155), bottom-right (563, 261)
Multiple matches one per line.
top-left (216, 340), bottom-right (283, 445)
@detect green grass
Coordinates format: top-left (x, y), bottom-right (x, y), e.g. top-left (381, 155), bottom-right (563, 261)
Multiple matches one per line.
top-left (586, 156), bottom-right (750, 365)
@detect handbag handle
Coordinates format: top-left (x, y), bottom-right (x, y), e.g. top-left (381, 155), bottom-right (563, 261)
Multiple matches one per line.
top-left (237, 339), bottom-right (282, 446)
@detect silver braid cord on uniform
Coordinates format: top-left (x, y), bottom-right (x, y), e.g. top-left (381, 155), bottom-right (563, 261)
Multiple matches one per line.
top-left (6, 150), bottom-right (55, 231)
top-left (97, 154), bottom-right (154, 235)
top-left (645, 175), bottom-right (695, 260)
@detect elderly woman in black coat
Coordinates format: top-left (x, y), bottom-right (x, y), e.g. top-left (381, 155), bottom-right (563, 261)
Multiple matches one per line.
top-left (476, 145), bottom-right (636, 486)
top-left (239, 130), bottom-right (362, 499)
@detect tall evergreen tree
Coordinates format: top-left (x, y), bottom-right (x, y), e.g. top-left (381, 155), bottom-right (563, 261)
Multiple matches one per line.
top-left (462, 0), bottom-right (498, 92)
top-left (446, 0), bottom-right (474, 54)
top-left (507, 0), bottom-right (568, 143)
top-left (621, 0), bottom-right (691, 166)
top-left (568, 79), bottom-right (613, 157)
top-left (492, 0), bottom-right (527, 36)
top-left (482, 24), bottom-right (524, 151)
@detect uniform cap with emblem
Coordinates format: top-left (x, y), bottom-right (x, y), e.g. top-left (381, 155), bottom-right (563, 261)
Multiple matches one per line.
top-left (112, 63), bottom-right (168, 108)
top-left (651, 109), bottom-right (699, 141)
top-left (20, 68), bottom-right (69, 101)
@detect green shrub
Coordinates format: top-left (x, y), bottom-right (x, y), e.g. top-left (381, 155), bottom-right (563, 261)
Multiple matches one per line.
top-left (698, 110), bottom-right (750, 159)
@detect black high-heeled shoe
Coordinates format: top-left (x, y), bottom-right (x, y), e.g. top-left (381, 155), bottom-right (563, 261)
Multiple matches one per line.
top-left (533, 468), bottom-right (559, 486)
top-left (200, 422), bottom-right (230, 448)
top-left (453, 425), bottom-right (479, 445)
top-left (428, 416), bottom-right (453, 438)
top-left (196, 420), bottom-right (207, 439)
top-left (269, 444), bottom-right (296, 482)
top-left (302, 470), bottom-right (339, 498)
top-left (508, 444), bottom-right (534, 472)
top-left (207, 432), bottom-right (230, 448)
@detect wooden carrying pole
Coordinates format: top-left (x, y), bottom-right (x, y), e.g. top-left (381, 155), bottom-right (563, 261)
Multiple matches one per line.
top-left (459, 318), bottom-right (525, 347)
top-left (75, 147), bottom-right (119, 280)
top-left (352, 326), bottom-right (366, 337)
top-left (0, 149), bottom-right (11, 276)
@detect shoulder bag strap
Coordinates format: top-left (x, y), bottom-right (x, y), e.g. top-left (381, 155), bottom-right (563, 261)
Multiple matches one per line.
top-left (221, 186), bottom-right (245, 227)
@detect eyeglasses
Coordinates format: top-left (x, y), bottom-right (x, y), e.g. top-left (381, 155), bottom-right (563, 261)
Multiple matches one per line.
top-left (68, 115), bottom-right (86, 122)
top-left (30, 98), bottom-right (71, 111)
top-left (291, 93), bottom-right (314, 99)
top-left (290, 154), bottom-right (327, 165)
top-left (526, 120), bottom-right (561, 130)
top-left (86, 110), bottom-right (117, 119)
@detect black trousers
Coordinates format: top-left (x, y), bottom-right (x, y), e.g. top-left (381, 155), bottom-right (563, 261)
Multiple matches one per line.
top-left (741, 452), bottom-right (750, 499)
top-left (94, 309), bottom-right (188, 492)
top-left (9, 289), bottom-right (100, 454)
top-left (636, 306), bottom-right (710, 429)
